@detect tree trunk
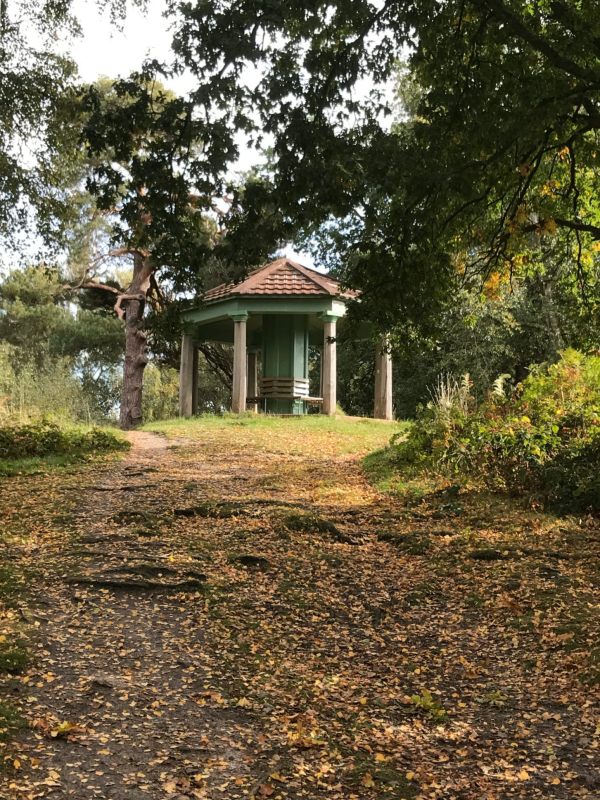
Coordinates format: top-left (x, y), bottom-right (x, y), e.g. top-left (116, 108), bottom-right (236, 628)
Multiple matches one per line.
top-left (542, 278), bottom-right (565, 353)
top-left (119, 253), bottom-right (152, 430)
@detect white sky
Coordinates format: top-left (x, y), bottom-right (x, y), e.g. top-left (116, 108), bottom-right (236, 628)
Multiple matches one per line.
top-left (69, 0), bottom-right (315, 266)
top-left (71, 1), bottom-right (177, 84)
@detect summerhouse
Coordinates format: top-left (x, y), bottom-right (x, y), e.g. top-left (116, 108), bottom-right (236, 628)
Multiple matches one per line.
top-left (178, 258), bottom-right (392, 418)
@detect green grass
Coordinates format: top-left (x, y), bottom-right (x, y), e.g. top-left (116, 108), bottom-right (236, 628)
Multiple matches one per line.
top-left (0, 423), bottom-right (128, 476)
top-left (0, 701), bottom-right (24, 743)
top-left (363, 443), bottom-right (441, 500)
top-left (0, 644), bottom-right (28, 674)
top-left (144, 413), bottom-right (407, 457)
top-left (0, 453), bottom-right (89, 476)
top-left (0, 565), bottom-right (28, 606)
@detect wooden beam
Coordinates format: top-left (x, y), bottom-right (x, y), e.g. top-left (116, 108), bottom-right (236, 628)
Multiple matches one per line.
top-left (192, 347), bottom-right (199, 415)
top-left (322, 318), bottom-right (337, 416)
top-left (179, 334), bottom-right (195, 417)
top-left (231, 315), bottom-right (248, 413)
top-left (374, 338), bottom-right (393, 420)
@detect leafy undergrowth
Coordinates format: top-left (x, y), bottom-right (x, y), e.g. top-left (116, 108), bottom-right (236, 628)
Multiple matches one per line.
top-left (0, 420), bottom-right (129, 476)
top-left (0, 415), bottom-right (597, 799)
top-left (386, 350), bottom-right (600, 513)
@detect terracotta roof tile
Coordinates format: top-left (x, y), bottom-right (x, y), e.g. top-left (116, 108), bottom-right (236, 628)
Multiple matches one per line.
top-left (203, 258), bottom-right (357, 302)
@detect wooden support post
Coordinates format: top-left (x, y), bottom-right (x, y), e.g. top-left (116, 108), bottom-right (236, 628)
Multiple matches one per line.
top-left (247, 350), bottom-right (258, 413)
top-left (374, 338), bottom-right (393, 420)
top-left (322, 317), bottom-right (337, 416)
top-left (179, 334), bottom-right (195, 417)
top-left (192, 347), bottom-right (199, 415)
top-left (231, 314), bottom-right (248, 413)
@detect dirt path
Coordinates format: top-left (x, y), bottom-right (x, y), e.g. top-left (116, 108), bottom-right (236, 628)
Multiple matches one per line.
top-left (0, 420), bottom-right (598, 799)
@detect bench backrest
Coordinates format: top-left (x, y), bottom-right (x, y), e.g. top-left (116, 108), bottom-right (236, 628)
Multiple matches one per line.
top-left (261, 376), bottom-right (309, 397)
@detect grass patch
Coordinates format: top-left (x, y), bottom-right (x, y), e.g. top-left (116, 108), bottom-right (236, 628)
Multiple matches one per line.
top-left (279, 511), bottom-right (358, 543)
top-left (145, 414), bottom-right (405, 458)
top-left (0, 565), bottom-right (29, 607)
top-left (404, 579), bottom-right (445, 606)
top-left (0, 644), bottom-right (28, 674)
top-left (0, 453), bottom-right (99, 476)
top-left (363, 445), bottom-right (440, 502)
top-left (281, 511), bottom-right (339, 535)
top-left (377, 530), bottom-right (431, 555)
top-left (0, 701), bottom-right (24, 743)
top-left (0, 422), bottom-right (128, 476)
top-left (228, 554), bottom-right (270, 571)
top-left (174, 501), bottom-right (247, 519)
top-left (469, 547), bottom-right (511, 561)
top-left (0, 420), bottom-right (129, 459)
top-left (346, 753), bottom-right (419, 798)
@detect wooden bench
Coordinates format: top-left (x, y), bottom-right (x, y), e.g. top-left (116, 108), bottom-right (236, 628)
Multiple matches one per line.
top-left (247, 396), bottom-right (323, 404)
top-left (247, 376), bottom-right (323, 408)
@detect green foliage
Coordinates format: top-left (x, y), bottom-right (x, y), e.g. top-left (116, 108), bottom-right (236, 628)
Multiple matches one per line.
top-left (0, 266), bottom-right (124, 422)
top-left (408, 689), bottom-right (448, 723)
top-left (0, 420), bottom-right (128, 461)
top-left (338, 273), bottom-right (596, 419)
top-left (0, 1), bottom-right (145, 251)
top-left (391, 350), bottom-right (600, 513)
top-left (171, 0), bottom-right (600, 333)
top-left (77, 76), bottom-right (216, 283)
top-left (142, 365), bottom-right (180, 423)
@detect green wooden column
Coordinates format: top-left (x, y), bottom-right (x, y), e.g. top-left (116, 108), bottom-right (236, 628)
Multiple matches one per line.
top-left (262, 314), bottom-right (309, 414)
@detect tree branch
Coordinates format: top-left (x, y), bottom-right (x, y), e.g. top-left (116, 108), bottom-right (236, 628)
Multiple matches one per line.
top-left (554, 217), bottom-right (600, 238)
top-left (479, 0), bottom-right (600, 84)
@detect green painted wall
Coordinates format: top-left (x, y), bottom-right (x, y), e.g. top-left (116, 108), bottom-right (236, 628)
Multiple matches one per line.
top-left (262, 315), bottom-right (309, 414)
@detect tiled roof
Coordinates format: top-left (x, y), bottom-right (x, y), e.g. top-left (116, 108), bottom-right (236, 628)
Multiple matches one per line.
top-left (203, 258), bottom-right (357, 302)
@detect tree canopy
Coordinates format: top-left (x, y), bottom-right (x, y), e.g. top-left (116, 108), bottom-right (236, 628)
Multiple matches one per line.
top-left (0, 0), bottom-right (149, 252)
top-left (171, 0), bottom-right (600, 333)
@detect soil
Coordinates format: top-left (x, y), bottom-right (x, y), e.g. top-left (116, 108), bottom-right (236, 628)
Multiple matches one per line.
top-left (0, 424), bottom-right (598, 799)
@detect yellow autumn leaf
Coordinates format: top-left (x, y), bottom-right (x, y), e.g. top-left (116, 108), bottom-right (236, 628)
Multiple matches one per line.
top-left (50, 721), bottom-right (76, 738)
top-left (518, 768), bottom-right (530, 780)
top-left (361, 772), bottom-right (375, 788)
top-left (374, 753), bottom-right (387, 762)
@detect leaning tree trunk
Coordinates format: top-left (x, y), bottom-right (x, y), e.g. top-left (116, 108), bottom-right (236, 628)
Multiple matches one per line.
top-left (119, 295), bottom-right (147, 429)
top-left (119, 253), bottom-right (153, 430)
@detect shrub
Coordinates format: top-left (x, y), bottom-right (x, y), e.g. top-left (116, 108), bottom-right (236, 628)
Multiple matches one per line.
top-left (0, 420), bottom-right (129, 461)
top-left (390, 350), bottom-right (600, 513)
